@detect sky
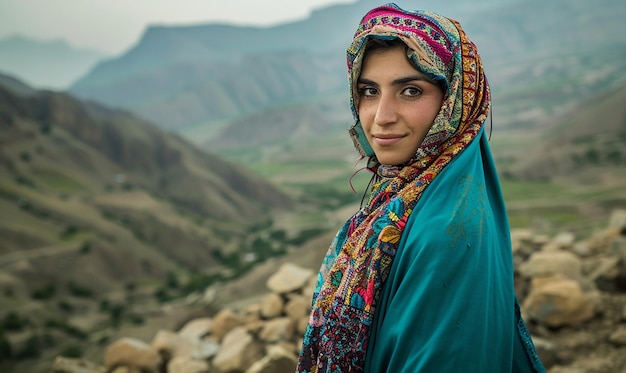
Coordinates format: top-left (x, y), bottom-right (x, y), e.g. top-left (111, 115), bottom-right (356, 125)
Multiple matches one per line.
top-left (0, 0), bottom-right (353, 55)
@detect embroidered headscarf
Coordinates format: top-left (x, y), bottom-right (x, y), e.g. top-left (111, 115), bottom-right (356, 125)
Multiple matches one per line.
top-left (297, 3), bottom-right (490, 372)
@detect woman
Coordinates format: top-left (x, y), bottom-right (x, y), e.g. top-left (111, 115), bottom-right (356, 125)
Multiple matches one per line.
top-left (296, 3), bottom-right (546, 373)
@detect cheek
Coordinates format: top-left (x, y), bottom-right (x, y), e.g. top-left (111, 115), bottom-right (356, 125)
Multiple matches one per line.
top-left (357, 101), bottom-right (376, 125)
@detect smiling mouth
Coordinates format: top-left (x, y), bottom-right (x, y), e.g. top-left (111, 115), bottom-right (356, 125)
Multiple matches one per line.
top-left (373, 134), bottom-right (404, 146)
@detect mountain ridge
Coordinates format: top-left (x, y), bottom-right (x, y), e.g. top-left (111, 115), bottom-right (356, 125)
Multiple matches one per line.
top-left (68, 0), bottom-right (626, 136)
top-left (0, 35), bottom-right (107, 89)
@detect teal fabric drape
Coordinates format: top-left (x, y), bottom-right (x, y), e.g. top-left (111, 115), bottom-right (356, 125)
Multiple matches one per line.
top-left (364, 130), bottom-right (546, 372)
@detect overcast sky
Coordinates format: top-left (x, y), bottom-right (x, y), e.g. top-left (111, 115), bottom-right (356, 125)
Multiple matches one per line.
top-left (0, 0), bottom-right (353, 55)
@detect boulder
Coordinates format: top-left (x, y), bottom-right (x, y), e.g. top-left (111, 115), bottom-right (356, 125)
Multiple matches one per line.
top-left (259, 317), bottom-right (295, 343)
top-left (52, 356), bottom-right (106, 373)
top-left (192, 339), bottom-right (220, 360)
top-left (284, 294), bottom-right (310, 320)
top-left (246, 344), bottom-right (298, 373)
top-left (608, 209), bottom-right (626, 231)
top-left (523, 275), bottom-right (598, 328)
top-left (519, 251), bottom-right (582, 280)
top-left (104, 337), bottom-right (162, 373)
top-left (266, 263), bottom-right (313, 294)
top-left (168, 356), bottom-right (212, 373)
top-left (179, 317), bottom-right (213, 340)
top-left (260, 293), bottom-right (284, 319)
top-left (212, 309), bottom-right (244, 341)
top-left (213, 327), bottom-right (263, 373)
top-left (152, 330), bottom-right (194, 360)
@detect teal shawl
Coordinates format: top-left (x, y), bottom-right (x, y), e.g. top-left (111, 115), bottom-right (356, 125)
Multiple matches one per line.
top-left (297, 3), bottom-right (546, 372)
top-left (364, 129), bottom-right (545, 372)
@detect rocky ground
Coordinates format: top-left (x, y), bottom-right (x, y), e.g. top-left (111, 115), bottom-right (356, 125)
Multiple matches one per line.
top-left (51, 210), bottom-right (626, 373)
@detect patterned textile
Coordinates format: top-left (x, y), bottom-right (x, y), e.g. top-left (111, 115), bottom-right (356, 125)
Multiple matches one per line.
top-left (296, 3), bottom-right (490, 372)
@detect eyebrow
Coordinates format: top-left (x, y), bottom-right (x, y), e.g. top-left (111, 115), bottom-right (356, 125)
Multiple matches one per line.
top-left (357, 75), bottom-right (434, 86)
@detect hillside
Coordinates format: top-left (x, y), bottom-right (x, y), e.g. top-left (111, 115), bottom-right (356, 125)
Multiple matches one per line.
top-left (496, 83), bottom-right (626, 183)
top-left (0, 77), bottom-right (298, 371)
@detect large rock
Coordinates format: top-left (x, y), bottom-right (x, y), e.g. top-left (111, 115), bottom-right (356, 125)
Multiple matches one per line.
top-left (192, 339), bottom-right (220, 360)
top-left (266, 263), bottom-right (313, 294)
top-left (212, 309), bottom-right (244, 341)
top-left (608, 209), bottom-right (626, 231)
top-left (519, 251), bottom-right (582, 280)
top-left (259, 317), bottom-right (295, 343)
top-left (152, 330), bottom-right (194, 360)
top-left (104, 337), bottom-right (162, 373)
top-left (523, 275), bottom-right (598, 328)
top-left (246, 344), bottom-right (298, 373)
top-left (179, 317), bottom-right (214, 340)
top-left (213, 327), bottom-right (264, 373)
top-left (168, 356), bottom-right (212, 373)
top-left (52, 356), bottom-right (106, 373)
top-left (260, 293), bottom-right (284, 319)
top-left (285, 294), bottom-right (310, 320)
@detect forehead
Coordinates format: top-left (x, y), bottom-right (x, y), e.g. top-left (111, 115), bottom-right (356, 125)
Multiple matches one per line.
top-left (359, 46), bottom-right (421, 78)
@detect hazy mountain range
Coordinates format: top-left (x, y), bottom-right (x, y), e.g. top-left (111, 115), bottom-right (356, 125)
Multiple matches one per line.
top-left (0, 36), bottom-right (107, 90)
top-left (66, 0), bottom-right (626, 141)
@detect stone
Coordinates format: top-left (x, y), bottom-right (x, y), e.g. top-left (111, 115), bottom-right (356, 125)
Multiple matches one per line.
top-left (297, 316), bottom-right (309, 335)
top-left (179, 317), bottom-right (213, 340)
top-left (533, 235), bottom-right (550, 247)
top-left (523, 275), bottom-right (597, 328)
top-left (608, 325), bottom-right (626, 346)
top-left (267, 263), bottom-right (313, 294)
top-left (151, 330), bottom-right (194, 360)
top-left (587, 256), bottom-right (622, 292)
top-left (511, 228), bottom-right (534, 243)
top-left (104, 337), bottom-right (161, 373)
top-left (168, 356), bottom-right (212, 373)
top-left (245, 303), bottom-right (262, 317)
top-left (213, 327), bottom-right (263, 373)
top-left (285, 294), bottom-right (310, 320)
top-left (260, 293), bottom-right (284, 319)
top-left (245, 344), bottom-right (298, 373)
top-left (259, 317), bottom-right (295, 343)
top-left (245, 319), bottom-right (265, 336)
top-left (191, 339), bottom-right (220, 360)
top-left (212, 309), bottom-right (244, 341)
top-left (608, 209), bottom-right (626, 231)
top-left (110, 368), bottom-right (141, 373)
top-left (552, 232), bottom-right (576, 249)
top-left (519, 251), bottom-right (582, 280)
top-left (571, 242), bottom-right (592, 257)
top-left (52, 356), bottom-right (106, 373)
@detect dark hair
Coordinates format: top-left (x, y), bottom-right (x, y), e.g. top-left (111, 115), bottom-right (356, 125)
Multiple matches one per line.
top-left (363, 37), bottom-right (408, 55)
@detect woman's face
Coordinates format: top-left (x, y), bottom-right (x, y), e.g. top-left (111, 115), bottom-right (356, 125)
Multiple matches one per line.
top-left (357, 46), bottom-right (444, 165)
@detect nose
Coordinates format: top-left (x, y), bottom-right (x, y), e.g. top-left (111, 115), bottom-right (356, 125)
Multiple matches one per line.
top-left (374, 94), bottom-right (397, 126)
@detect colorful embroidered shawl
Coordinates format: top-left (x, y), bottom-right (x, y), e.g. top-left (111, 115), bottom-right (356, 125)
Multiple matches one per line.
top-left (297, 3), bottom-right (490, 372)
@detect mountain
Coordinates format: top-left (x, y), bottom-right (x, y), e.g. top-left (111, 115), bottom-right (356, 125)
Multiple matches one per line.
top-left (0, 35), bottom-right (107, 90)
top-left (69, 0), bottom-right (626, 138)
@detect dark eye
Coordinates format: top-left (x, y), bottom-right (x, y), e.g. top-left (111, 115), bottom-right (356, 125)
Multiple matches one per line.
top-left (402, 87), bottom-right (422, 96)
top-left (358, 87), bottom-right (378, 97)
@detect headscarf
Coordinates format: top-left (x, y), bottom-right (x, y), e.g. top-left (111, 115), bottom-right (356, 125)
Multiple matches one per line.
top-left (297, 3), bottom-right (490, 372)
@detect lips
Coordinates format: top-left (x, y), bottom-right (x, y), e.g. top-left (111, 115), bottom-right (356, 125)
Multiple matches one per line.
top-left (373, 134), bottom-right (405, 146)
